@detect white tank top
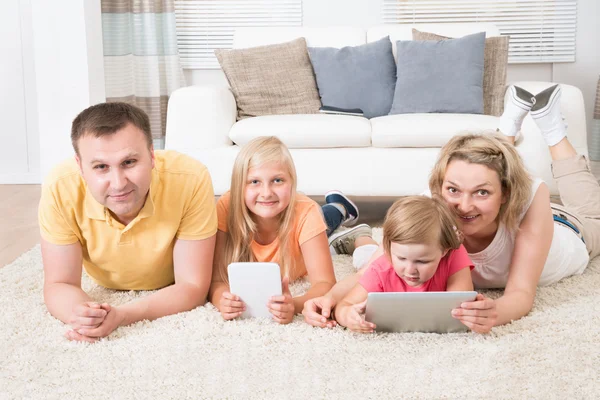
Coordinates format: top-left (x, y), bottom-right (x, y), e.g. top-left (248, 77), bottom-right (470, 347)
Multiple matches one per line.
top-left (468, 178), bottom-right (589, 288)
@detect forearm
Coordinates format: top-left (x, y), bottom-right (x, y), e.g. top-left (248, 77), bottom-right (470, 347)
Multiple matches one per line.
top-left (293, 281), bottom-right (334, 313)
top-left (326, 271), bottom-right (364, 303)
top-left (44, 283), bottom-right (93, 323)
top-left (119, 282), bottom-right (208, 326)
top-left (494, 289), bottom-right (535, 326)
top-left (208, 281), bottom-right (230, 312)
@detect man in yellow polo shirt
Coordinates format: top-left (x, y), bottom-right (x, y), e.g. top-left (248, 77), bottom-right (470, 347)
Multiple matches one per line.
top-left (39, 102), bottom-right (217, 342)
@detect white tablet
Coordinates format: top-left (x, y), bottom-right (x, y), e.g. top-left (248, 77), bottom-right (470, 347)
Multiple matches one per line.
top-left (365, 291), bottom-right (477, 333)
top-left (227, 262), bottom-right (282, 319)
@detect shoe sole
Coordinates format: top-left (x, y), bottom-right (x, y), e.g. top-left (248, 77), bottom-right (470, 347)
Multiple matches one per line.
top-left (510, 86), bottom-right (534, 111)
top-left (531, 85), bottom-right (561, 117)
top-left (325, 190), bottom-right (359, 227)
top-left (328, 223), bottom-right (371, 247)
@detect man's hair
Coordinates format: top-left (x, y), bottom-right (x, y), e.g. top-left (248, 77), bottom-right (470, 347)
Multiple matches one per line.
top-left (71, 102), bottom-right (153, 154)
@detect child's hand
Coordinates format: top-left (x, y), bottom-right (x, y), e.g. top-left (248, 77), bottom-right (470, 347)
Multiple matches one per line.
top-left (268, 277), bottom-right (295, 324)
top-left (338, 300), bottom-right (376, 333)
top-left (219, 292), bottom-right (245, 320)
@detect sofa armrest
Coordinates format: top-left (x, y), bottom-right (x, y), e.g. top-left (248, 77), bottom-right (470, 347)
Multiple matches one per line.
top-left (165, 85), bottom-right (237, 151)
top-left (509, 81), bottom-right (588, 156)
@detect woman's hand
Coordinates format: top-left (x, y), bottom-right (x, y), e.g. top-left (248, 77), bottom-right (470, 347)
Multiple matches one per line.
top-left (336, 300), bottom-right (375, 333)
top-left (268, 277), bottom-right (295, 324)
top-left (219, 292), bottom-right (245, 320)
top-left (452, 293), bottom-right (498, 333)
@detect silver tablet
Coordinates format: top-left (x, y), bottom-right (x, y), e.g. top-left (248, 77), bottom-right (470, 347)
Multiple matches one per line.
top-left (227, 262), bottom-right (282, 319)
top-left (365, 291), bottom-right (477, 333)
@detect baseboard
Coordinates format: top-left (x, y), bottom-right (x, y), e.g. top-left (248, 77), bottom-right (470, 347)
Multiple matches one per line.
top-left (0, 172), bottom-right (41, 184)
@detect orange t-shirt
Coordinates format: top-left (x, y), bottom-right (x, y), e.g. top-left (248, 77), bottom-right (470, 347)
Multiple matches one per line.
top-left (217, 192), bottom-right (326, 281)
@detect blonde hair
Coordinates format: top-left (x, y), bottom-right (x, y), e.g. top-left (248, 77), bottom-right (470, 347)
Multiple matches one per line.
top-left (382, 196), bottom-right (462, 257)
top-left (220, 136), bottom-right (298, 282)
top-left (428, 133), bottom-right (532, 232)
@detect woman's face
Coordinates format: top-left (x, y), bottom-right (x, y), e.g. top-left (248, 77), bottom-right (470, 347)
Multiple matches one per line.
top-left (441, 160), bottom-right (506, 238)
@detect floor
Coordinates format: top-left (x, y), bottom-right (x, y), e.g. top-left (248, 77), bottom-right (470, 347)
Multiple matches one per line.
top-left (0, 185), bottom-right (41, 268)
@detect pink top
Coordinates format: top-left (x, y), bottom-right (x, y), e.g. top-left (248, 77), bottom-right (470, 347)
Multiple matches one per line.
top-left (359, 245), bottom-right (473, 292)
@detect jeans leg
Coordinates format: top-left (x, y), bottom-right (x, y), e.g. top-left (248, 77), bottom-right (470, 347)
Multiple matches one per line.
top-left (322, 204), bottom-right (343, 237)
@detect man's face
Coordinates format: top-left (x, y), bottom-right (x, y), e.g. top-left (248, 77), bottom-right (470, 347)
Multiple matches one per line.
top-left (76, 123), bottom-right (154, 225)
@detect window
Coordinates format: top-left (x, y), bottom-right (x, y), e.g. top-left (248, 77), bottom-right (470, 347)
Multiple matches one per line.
top-left (382, 0), bottom-right (577, 63)
top-left (174, 0), bottom-right (303, 69)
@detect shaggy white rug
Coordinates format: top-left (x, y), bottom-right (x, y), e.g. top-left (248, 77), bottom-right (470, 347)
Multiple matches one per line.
top-left (2, 229), bottom-right (600, 399)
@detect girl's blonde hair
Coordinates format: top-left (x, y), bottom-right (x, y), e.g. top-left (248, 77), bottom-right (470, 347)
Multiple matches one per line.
top-left (220, 136), bottom-right (298, 282)
top-left (428, 133), bottom-right (532, 232)
top-left (382, 196), bottom-right (462, 256)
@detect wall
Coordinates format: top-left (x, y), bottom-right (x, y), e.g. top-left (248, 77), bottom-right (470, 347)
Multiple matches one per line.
top-left (0, 0), bottom-right (105, 184)
top-left (185, 0), bottom-right (598, 136)
top-left (0, 0), bottom-right (39, 183)
top-left (31, 0), bottom-right (106, 181)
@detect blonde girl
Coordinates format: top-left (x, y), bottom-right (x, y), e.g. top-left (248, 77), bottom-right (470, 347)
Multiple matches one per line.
top-left (209, 136), bottom-right (337, 324)
top-left (334, 196), bottom-right (473, 333)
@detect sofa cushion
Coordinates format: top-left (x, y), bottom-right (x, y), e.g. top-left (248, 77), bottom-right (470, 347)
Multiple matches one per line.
top-left (308, 37), bottom-right (397, 119)
top-left (412, 29), bottom-right (509, 117)
top-left (215, 38), bottom-right (321, 120)
top-left (229, 115), bottom-right (371, 148)
top-left (389, 32), bottom-right (486, 115)
top-left (371, 113), bottom-right (499, 148)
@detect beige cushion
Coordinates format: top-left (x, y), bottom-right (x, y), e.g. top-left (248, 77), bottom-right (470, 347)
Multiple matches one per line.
top-left (412, 29), bottom-right (509, 117)
top-left (215, 38), bottom-right (321, 120)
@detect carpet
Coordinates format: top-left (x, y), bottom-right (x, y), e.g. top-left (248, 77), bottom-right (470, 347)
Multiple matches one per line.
top-left (2, 228), bottom-right (600, 399)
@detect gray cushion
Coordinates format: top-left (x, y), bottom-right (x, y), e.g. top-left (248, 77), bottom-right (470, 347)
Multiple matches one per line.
top-left (389, 32), bottom-right (486, 115)
top-left (308, 37), bottom-right (396, 119)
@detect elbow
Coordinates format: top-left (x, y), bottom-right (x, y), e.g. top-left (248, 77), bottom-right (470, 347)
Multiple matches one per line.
top-left (182, 282), bottom-right (209, 308)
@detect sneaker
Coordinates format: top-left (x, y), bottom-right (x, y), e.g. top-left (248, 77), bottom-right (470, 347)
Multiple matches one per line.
top-left (497, 85), bottom-right (534, 137)
top-left (325, 190), bottom-right (359, 227)
top-left (530, 84), bottom-right (567, 147)
top-left (328, 223), bottom-right (372, 255)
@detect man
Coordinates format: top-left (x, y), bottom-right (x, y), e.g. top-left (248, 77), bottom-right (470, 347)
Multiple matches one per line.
top-left (39, 102), bottom-right (217, 342)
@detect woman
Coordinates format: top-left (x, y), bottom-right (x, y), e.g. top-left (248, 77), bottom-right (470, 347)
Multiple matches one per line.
top-left (303, 84), bottom-right (600, 333)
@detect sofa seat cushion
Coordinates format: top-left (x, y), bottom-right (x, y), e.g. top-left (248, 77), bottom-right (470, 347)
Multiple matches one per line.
top-left (371, 113), bottom-right (499, 147)
top-left (229, 114), bottom-right (372, 148)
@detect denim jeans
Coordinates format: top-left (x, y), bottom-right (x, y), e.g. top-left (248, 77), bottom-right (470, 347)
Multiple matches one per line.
top-left (322, 204), bottom-right (343, 237)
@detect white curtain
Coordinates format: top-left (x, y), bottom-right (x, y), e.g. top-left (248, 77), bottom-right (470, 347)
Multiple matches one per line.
top-left (101, 0), bottom-right (186, 149)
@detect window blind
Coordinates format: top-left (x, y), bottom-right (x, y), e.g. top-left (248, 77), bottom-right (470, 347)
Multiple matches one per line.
top-left (382, 0), bottom-right (577, 63)
top-left (174, 0), bottom-right (302, 69)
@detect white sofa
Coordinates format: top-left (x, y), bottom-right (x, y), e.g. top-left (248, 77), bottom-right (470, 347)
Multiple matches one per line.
top-left (165, 24), bottom-right (588, 197)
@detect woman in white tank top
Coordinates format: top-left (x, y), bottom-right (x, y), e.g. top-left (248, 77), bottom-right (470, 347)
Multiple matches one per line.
top-left (303, 84), bottom-right (600, 333)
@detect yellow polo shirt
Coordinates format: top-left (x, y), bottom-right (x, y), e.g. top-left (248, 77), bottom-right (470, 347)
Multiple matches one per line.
top-left (38, 150), bottom-right (217, 290)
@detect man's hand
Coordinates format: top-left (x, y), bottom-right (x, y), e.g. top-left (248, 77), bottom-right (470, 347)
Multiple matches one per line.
top-left (267, 277), bottom-right (295, 324)
top-left (66, 304), bottom-right (124, 342)
top-left (67, 301), bottom-right (110, 331)
top-left (302, 295), bottom-right (337, 328)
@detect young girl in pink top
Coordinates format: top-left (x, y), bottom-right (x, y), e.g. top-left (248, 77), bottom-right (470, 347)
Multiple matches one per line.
top-left (334, 196), bottom-right (474, 333)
